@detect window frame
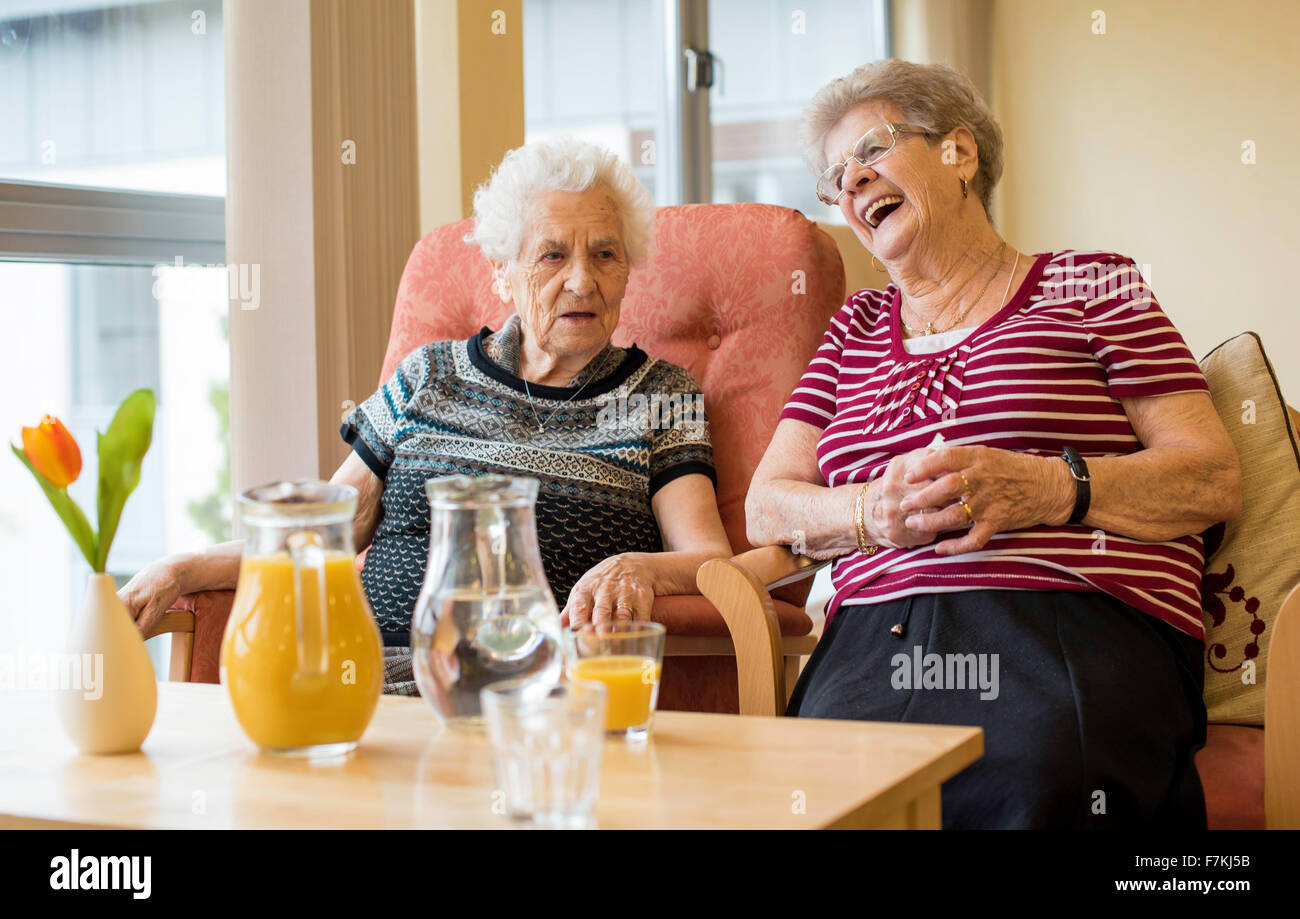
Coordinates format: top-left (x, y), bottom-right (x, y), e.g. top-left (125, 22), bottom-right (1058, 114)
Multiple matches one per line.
top-left (0, 180), bottom-right (225, 267)
top-left (658, 0), bottom-right (892, 206)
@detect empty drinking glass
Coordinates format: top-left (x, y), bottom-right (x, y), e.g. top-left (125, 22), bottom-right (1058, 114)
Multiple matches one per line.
top-left (480, 679), bottom-right (607, 829)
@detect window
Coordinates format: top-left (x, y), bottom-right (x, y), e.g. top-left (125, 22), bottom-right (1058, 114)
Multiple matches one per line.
top-left (0, 0), bottom-right (226, 195)
top-left (522, 0), bottom-right (888, 219)
top-left (523, 0), bottom-right (661, 199)
top-left (0, 1), bottom-right (229, 673)
top-left (707, 0), bottom-right (889, 219)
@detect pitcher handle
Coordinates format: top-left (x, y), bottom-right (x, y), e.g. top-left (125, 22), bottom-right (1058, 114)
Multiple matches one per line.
top-left (287, 530), bottom-right (330, 679)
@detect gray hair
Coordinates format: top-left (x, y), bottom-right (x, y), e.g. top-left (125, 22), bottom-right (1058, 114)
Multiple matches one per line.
top-left (801, 59), bottom-right (1003, 214)
top-left (465, 136), bottom-right (655, 266)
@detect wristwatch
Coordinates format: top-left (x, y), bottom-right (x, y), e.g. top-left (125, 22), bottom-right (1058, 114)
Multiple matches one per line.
top-left (1060, 446), bottom-right (1091, 524)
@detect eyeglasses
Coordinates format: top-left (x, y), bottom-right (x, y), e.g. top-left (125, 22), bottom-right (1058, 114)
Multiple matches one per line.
top-left (816, 122), bottom-right (930, 206)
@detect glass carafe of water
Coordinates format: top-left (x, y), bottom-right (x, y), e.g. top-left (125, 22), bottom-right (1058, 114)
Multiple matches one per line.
top-left (411, 475), bottom-right (563, 728)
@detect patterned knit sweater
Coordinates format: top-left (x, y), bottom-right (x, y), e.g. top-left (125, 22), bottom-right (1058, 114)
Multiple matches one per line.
top-left (341, 316), bottom-right (715, 642)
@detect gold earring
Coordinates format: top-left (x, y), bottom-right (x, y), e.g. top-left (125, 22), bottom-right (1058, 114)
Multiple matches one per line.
top-left (960, 178), bottom-right (969, 199)
top-left (871, 255), bottom-right (885, 272)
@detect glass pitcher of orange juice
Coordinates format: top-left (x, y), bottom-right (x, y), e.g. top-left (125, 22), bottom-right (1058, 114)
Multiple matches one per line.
top-left (221, 480), bottom-right (383, 756)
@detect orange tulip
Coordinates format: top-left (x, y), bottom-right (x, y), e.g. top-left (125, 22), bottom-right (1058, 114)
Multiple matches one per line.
top-left (21, 414), bottom-right (82, 488)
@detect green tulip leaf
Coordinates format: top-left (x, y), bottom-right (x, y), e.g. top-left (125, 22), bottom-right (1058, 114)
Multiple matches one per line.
top-left (94, 388), bottom-right (156, 572)
top-left (10, 443), bottom-right (98, 571)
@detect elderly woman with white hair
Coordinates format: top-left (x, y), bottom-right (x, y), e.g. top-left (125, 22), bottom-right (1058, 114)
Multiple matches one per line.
top-left (746, 60), bottom-right (1241, 829)
top-left (121, 137), bottom-right (732, 692)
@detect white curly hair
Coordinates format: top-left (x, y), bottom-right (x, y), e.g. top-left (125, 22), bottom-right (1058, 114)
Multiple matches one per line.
top-left (464, 136), bottom-right (655, 267)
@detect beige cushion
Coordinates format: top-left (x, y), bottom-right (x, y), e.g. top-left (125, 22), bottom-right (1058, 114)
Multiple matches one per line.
top-left (1199, 332), bottom-right (1300, 725)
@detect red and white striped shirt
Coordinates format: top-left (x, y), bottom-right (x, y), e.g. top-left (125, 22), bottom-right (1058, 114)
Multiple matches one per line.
top-left (780, 250), bottom-right (1211, 639)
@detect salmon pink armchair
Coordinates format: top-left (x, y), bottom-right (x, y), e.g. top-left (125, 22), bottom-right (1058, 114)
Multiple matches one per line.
top-left (150, 203), bottom-right (846, 713)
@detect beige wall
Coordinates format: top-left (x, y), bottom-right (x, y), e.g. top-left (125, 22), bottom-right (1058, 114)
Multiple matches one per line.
top-left (818, 221), bottom-right (892, 296)
top-left (893, 0), bottom-right (993, 103)
top-left (415, 0), bottom-right (524, 234)
top-left (456, 0), bottom-right (524, 219)
top-left (991, 0), bottom-right (1300, 404)
top-left (415, 0), bottom-right (463, 232)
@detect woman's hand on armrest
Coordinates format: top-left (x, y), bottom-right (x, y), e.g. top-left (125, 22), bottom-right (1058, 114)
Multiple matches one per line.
top-left (118, 557), bottom-right (189, 634)
top-left (119, 540), bottom-right (242, 634)
top-left (121, 451), bottom-right (384, 636)
top-left (562, 472), bottom-right (731, 628)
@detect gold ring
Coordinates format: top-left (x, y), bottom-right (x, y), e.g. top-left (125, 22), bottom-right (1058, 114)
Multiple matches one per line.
top-left (959, 498), bottom-right (975, 525)
top-left (615, 604), bottom-right (634, 614)
top-left (960, 472), bottom-right (970, 493)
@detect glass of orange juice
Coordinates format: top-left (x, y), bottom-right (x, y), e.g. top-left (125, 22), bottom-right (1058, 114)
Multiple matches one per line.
top-left (563, 621), bottom-right (665, 741)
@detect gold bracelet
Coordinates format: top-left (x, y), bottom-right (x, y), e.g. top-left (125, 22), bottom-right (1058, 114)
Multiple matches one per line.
top-left (854, 480), bottom-right (881, 556)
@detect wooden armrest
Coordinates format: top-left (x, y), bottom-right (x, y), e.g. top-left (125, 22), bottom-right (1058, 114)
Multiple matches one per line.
top-left (1265, 578), bottom-right (1300, 828)
top-left (697, 545), bottom-right (829, 716)
top-left (142, 608), bottom-right (195, 640)
top-left (141, 609), bottom-right (196, 684)
top-left (664, 634), bottom-right (819, 657)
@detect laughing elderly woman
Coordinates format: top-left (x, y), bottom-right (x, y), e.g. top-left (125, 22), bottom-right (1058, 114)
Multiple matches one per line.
top-left (121, 137), bottom-right (731, 691)
top-left (746, 60), bottom-right (1241, 829)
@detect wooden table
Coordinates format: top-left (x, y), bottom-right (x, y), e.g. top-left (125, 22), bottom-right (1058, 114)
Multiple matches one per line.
top-left (0, 683), bottom-right (982, 829)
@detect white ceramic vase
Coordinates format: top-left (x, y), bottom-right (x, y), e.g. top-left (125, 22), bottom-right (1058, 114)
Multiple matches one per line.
top-left (57, 572), bottom-right (158, 754)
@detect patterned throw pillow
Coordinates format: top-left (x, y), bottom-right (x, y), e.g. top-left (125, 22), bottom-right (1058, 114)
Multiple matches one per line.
top-left (1198, 332), bottom-right (1300, 726)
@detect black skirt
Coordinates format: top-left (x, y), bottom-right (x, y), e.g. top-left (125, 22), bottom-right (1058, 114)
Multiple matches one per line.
top-left (786, 588), bottom-right (1208, 829)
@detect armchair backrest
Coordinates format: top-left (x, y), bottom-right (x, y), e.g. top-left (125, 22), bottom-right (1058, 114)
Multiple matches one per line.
top-left (381, 203), bottom-right (846, 553)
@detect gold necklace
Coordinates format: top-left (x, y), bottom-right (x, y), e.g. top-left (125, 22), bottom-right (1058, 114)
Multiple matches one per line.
top-left (902, 242), bottom-right (1012, 337)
